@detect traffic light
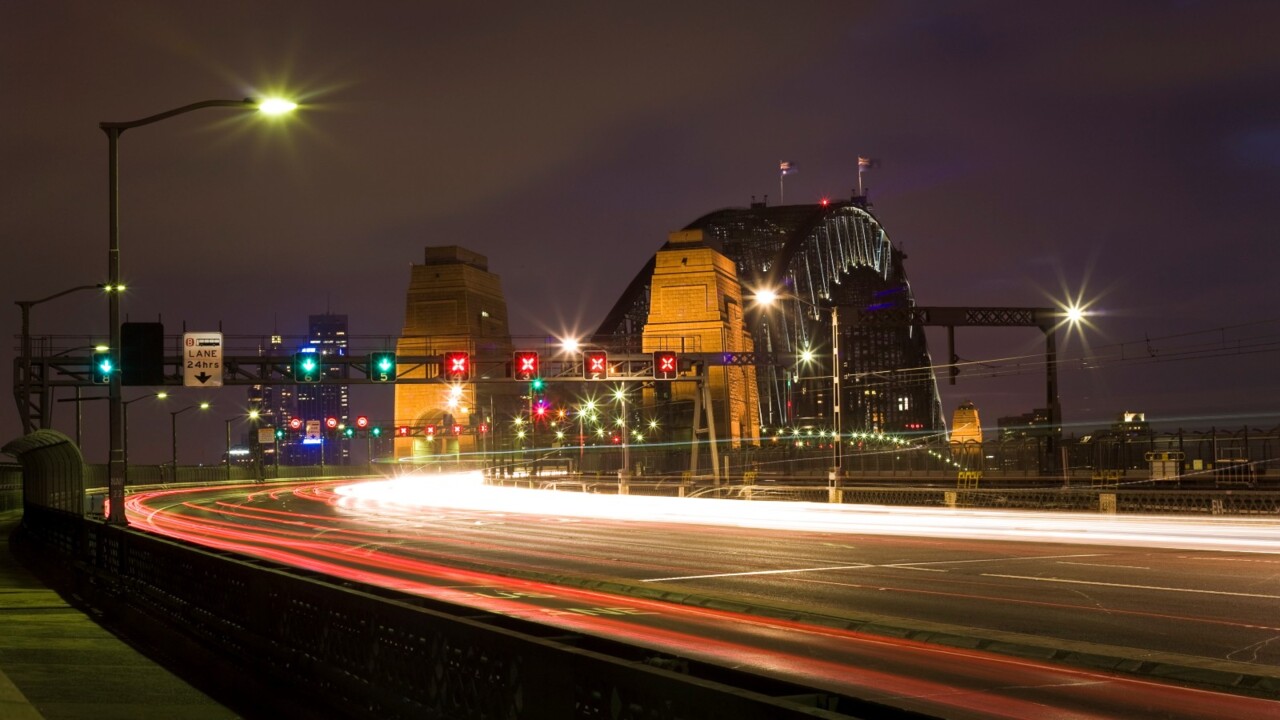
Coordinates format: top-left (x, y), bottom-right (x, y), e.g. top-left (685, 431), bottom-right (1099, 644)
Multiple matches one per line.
top-left (442, 351), bottom-right (470, 381)
top-left (513, 351), bottom-right (539, 381)
top-left (369, 352), bottom-right (396, 382)
top-left (425, 424), bottom-right (437, 438)
top-left (343, 427), bottom-right (355, 438)
top-left (452, 424), bottom-right (463, 436)
top-left (371, 426), bottom-right (382, 438)
top-left (294, 352), bottom-right (321, 382)
top-left (584, 351), bottom-right (608, 380)
top-left (397, 426), bottom-right (410, 437)
top-left (653, 351), bottom-right (679, 380)
top-left (275, 428), bottom-right (285, 440)
top-left (531, 377), bottom-right (544, 392)
top-left (121, 322), bottom-right (165, 386)
top-left (92, 352), bottom-right (113, 384)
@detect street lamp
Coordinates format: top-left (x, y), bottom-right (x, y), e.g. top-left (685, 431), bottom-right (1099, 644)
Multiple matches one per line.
top-left (613, 385), bottom-right (631, 479)
top-left (753, 288), bottom-right (842, 480)
top-left (225, 410), bottom-right (261, 480)
top-left (101, 96), bottom-right (297, 525)
top-left (170, 402), bottom-right (210, 473)
top-left (15, 284), bottom-right (108, 435)
top-left (122, 391), bottom-right (167, 480)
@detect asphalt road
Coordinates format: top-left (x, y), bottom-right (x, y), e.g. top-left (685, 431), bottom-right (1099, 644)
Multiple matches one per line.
top-left (124, 476), bottom-right (1280, 718)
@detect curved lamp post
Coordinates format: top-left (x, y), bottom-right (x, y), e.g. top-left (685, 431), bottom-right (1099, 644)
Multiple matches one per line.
top-left (15, 284), bottom-right (108, 434)
top-left (122, 391), bottom-right (167, 481)
top-left (101, 97), bottom-right (296, 525)
top-left (170, 402), bottom-right (210, 476)
top-left (753, 288), bottom-right (841, 480)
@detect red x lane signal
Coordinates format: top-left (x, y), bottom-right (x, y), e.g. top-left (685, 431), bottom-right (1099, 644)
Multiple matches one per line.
top-left (513, 351), bottom-right (539, 381)
top-left (583, 351), bottom-right (608, 380)
top-left (653, 351), bottom-right (679, 380)
top-left (443, 352), bottom-right (471, 381)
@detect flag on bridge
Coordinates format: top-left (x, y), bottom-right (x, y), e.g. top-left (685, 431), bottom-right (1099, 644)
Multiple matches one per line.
top-left (857, 157), bottom-right (879, 197)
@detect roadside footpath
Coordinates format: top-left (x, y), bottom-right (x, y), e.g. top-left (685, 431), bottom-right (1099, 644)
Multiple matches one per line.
top-left (0, 509), bottom-right (237, 720)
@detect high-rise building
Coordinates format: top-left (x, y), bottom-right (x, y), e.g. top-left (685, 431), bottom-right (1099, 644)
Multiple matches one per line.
top-left (248, 334), bottom-right (293, 465)
top-left (297, 313), bottom-right (351, 464)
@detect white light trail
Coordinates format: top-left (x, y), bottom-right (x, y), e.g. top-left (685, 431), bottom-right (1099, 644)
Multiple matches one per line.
top-left (333, 473), bottom-right (1280, 554)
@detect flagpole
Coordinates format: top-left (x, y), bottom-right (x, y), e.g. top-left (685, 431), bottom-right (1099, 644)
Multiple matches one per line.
top-left (779, 169), bottom-right (785, 204)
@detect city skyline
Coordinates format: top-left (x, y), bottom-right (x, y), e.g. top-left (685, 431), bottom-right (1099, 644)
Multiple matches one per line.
top-left (3, 2), bottom-right (1278, 464)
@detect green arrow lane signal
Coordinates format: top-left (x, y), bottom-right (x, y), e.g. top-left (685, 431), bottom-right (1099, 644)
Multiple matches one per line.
top-left (92, 352), bottom-right (113, 384)
top-left (294, 352), bottom-right (321, 382)
top-left (369, 352), bottom-right (396, 382)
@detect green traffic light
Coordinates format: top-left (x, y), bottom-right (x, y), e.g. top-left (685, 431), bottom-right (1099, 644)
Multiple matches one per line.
top-left (369, 352), bottom-right (397, 382)
top-left (371, 427), bottom-right (382, 437)
top-left (294, 352), bottom-right (320, 382)
top-left (92, 352), bottom-right (113, 384)
top-left (531, 377), bottom-right (544, 391)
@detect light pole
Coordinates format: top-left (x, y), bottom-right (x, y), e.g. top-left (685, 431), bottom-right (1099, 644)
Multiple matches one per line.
top-left (753, 288), bottom-right (842, 479)
top-left (101, 97), bottom-right (296, 525)
top-left (122, 391), bottom-right (167, 481)
top-left (170, 402), bottom-right (210, 475)
top-left (15, 284), bottom-right (107, 435)
top-left (224, 415), bottom-right (258, 480)
top-left (613, 386), bottom-right (630, 479)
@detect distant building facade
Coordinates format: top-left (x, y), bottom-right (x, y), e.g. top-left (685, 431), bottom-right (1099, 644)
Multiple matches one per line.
top-left (247, 316), bottom-right (351, 466)
top-left (394, 246), bottom-right (515, 460)
top-left (296, 313), bottom-right (351, 464)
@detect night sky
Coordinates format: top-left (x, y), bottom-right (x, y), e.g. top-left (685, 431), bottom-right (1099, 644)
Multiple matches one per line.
top-left (3, 2), bottom-right (1278, 465)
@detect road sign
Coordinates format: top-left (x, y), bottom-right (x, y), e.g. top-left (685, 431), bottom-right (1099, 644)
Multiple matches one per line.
top-left (305, 420), bottom-right (322, 441)
top-left (584, 351), bottom-right (608, 380)
top-left (257, 427), bottom-right (276, 444)
top-left (653, 351), bottom-right (679, 380)
top-left (183, 332), bottom-right (223, 387)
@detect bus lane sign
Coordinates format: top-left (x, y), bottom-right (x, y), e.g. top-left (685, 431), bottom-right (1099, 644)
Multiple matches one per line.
top-left (183, 332), bottom-right (224, 387)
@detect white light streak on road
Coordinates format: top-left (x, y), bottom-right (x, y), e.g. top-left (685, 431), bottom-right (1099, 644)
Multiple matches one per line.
top-left (333, 473), bottom-right (1280, 554)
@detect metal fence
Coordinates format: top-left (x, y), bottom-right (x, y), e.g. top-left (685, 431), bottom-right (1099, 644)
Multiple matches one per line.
top-left (80, 462), bottom-right (394, 489)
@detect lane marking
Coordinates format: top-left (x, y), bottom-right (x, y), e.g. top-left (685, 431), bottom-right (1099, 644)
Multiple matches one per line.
top-left (644, 554), bottom-right (1107, 582)
top-left (642, 564), bottom-right (873, 582)
top-left (983, 574), bottom-right (1280, 600)
top-left (1056, 561), bottom-right (1150, 570)
top-left (884, 553), bottom-right (1103, 569)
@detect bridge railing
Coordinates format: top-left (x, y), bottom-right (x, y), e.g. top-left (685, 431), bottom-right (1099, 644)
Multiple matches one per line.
top-left (15, 504), bottom-right (914, 720)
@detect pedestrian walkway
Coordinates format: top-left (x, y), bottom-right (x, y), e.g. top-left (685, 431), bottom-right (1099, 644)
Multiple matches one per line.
top-left (0, 509), bottom-right (237, 720)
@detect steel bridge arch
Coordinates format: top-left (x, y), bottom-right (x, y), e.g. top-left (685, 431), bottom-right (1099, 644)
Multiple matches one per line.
top-left (595, 199), bottom-right (944, 437)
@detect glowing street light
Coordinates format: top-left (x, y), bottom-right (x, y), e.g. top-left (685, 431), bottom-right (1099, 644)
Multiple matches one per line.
top-left (101, 96), bottom-right (297, 525)
top-left (754, 287), bottom-right (842, 478)
top-left (170, 402), bottom-right (210, 470)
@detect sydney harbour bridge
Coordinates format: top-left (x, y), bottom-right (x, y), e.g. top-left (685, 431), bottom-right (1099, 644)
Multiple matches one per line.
top-left (595, 196), bottom-right (944, 438)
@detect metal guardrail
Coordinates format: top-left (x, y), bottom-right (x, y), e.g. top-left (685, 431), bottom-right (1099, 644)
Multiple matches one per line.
top-left (491, 476), bottom-right (1280, 515)
top-left (18, 506), bottom-right (918, 720)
